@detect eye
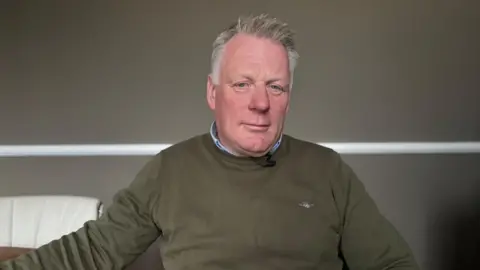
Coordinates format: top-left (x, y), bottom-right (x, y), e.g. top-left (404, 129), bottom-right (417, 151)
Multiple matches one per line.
top-left (232, 82), bottom-right (251, 91)
top-left (268, 84), bottom-right (286, 94)
top-left (236, 82), bottom-right (249, 88)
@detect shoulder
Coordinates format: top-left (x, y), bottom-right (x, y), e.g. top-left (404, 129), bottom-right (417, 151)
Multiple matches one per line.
top-left (282, 134), bottom-right (353, 185)
top-left (285, 135), bottom-right (366, 196)
top-left (144, 133), bottom-right (209, 169)
top-left (158, 133), bottom-right (208, 158)
top-left (283, 134), bottom-right (341, 164)
top-left (282, 134), bottom-right (362, 207)
top-left (131, 133), bottom-right (208, 188)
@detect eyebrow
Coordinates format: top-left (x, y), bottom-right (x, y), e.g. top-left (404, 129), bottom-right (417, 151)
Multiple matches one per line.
top-left (238, 75), bottom-right (255, 81)
top-left (266, 78), bottom-right (283, 84)
top-left (236, 75), bottom-right (285, 84)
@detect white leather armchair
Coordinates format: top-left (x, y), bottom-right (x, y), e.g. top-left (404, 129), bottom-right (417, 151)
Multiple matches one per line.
top-left (0, 195), bottom-right (103, 248)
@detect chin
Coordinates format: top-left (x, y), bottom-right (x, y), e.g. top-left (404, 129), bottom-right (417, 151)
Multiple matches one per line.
top-left (238, 147), bottom-right (269, 157)
top-left (237, 139), bottom-right (273, 155)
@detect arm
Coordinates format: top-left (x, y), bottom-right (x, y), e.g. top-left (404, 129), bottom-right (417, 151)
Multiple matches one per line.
top-left (0, 248), bottom-right (33, 262)
top-left (0, 154), bottom-right (164, 270)
top-left (331, 153), bottom-right (420, 270)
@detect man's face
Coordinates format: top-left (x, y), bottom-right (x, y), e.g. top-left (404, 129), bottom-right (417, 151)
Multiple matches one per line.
top-left (207, 34), bottom-right (291, 157)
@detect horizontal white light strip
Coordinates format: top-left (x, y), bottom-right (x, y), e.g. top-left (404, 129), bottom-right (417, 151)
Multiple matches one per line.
top-left (0, 142), bottom-right (479, 157)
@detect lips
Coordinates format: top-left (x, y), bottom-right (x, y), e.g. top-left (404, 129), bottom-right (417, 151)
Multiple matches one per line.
top-left (243, 123), bottom-right (270, 131)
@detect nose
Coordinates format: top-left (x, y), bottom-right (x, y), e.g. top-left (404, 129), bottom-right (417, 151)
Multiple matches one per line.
top-left (248, 87), bottom-right (270, 113)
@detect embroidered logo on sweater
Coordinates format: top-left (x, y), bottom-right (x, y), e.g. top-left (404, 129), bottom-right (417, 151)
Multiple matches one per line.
top-left (298, 202), bottom-right (314, 208)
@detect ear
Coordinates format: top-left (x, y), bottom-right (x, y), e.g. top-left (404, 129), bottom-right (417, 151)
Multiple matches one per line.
top-left (206, 74), bottom-right (216, 110)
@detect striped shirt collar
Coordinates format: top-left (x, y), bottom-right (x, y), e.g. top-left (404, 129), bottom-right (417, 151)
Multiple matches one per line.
top-left (209, 121), bottom-right (282, 156)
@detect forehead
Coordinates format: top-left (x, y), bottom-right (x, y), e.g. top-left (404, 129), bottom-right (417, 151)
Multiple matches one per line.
top-left (221, 34), bottom-right (290, 79)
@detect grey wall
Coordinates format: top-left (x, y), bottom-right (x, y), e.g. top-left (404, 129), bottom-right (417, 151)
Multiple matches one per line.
top-left (1, 1), bottom-right (479, 269)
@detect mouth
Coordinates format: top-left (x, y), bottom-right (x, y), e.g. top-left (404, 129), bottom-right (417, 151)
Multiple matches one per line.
top-left (243, 123), bottom-right (270, 132)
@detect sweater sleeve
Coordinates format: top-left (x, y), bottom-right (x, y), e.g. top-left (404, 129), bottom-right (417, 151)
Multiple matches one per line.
top-left (331, 153), bottom-right (420, 270)
top-left (0, 155), bottom-right (164, 270)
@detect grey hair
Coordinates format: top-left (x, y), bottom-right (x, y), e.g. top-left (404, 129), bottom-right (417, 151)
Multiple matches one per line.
top-left (210, 14), bottom-right (299, 89)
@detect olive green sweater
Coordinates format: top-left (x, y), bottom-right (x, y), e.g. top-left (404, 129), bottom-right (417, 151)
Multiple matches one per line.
top-left (1, 134), bottom-right (419, 270)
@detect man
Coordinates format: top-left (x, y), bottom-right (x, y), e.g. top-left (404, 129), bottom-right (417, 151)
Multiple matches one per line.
top-left (1, 14), bottom-right (419, 270)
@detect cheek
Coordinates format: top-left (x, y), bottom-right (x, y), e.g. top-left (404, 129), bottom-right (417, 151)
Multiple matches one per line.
top-left (223, 93), bottom-right (249, 110)
top-left (217, 94), bottom-right (244, 122)
top-left (271, 99), bottom-right (289, 122)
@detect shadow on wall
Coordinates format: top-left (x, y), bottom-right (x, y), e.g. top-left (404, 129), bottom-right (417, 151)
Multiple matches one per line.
top-left (443, 205), bottom-right (479, 269)
top-left (431, 188), bottom-right (480, 270)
